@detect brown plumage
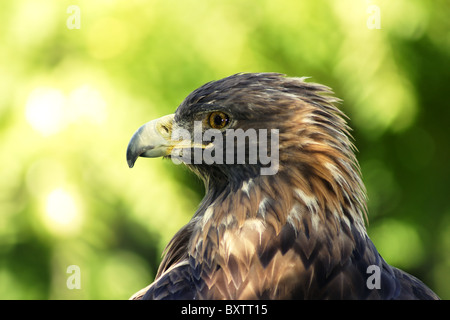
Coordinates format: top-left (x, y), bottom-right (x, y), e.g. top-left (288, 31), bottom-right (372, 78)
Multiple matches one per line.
top-left (126, 73), bottom-right (439, 299)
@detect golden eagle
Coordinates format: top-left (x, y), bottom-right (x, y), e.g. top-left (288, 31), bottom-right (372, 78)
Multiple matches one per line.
top-left (126, 73), bottom-right (439, 300)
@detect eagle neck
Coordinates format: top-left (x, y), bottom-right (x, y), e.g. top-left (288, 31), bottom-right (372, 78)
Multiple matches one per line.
top-left (189, 167), bottom-right (368, 265)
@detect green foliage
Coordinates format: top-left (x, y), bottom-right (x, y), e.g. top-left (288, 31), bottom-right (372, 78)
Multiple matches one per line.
top-left (0, 0), bottom-right (448, 299)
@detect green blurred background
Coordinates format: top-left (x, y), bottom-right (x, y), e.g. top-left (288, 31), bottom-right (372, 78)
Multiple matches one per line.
top-left (0, 0), bottom-right (449, 299)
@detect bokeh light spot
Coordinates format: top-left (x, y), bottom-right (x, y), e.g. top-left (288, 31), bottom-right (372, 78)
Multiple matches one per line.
top-left (25, 88), bottom-right (66, 136)
top-left (43, 188), bottom-right (82, 236)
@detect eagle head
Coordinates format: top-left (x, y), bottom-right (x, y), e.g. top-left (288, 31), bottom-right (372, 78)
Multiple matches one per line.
top-left (127, 73), bottom-right (366, 220)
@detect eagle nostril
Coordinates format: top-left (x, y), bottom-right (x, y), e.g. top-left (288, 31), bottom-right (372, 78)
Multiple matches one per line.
top-left (161, 125), bottom-right (169, 134)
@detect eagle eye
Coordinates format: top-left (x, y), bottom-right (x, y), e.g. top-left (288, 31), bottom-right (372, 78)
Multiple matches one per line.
top-left (208, 111), bottom-right (230, 129)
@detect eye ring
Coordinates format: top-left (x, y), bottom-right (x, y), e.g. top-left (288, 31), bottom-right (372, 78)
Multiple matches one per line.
top-left (208, 111), bottom-right (230, 129)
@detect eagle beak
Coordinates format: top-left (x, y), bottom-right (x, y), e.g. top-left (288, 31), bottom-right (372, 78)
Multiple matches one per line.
top-left (126, 114), bottom-right (175, 168)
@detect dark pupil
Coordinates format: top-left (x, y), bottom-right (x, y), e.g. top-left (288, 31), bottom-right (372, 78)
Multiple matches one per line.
top-left (214, 114), bottom-right (224, 126)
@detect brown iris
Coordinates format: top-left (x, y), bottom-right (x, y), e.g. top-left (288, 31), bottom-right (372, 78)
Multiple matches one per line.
top-left (208, 111), bottom-right (230, 129)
